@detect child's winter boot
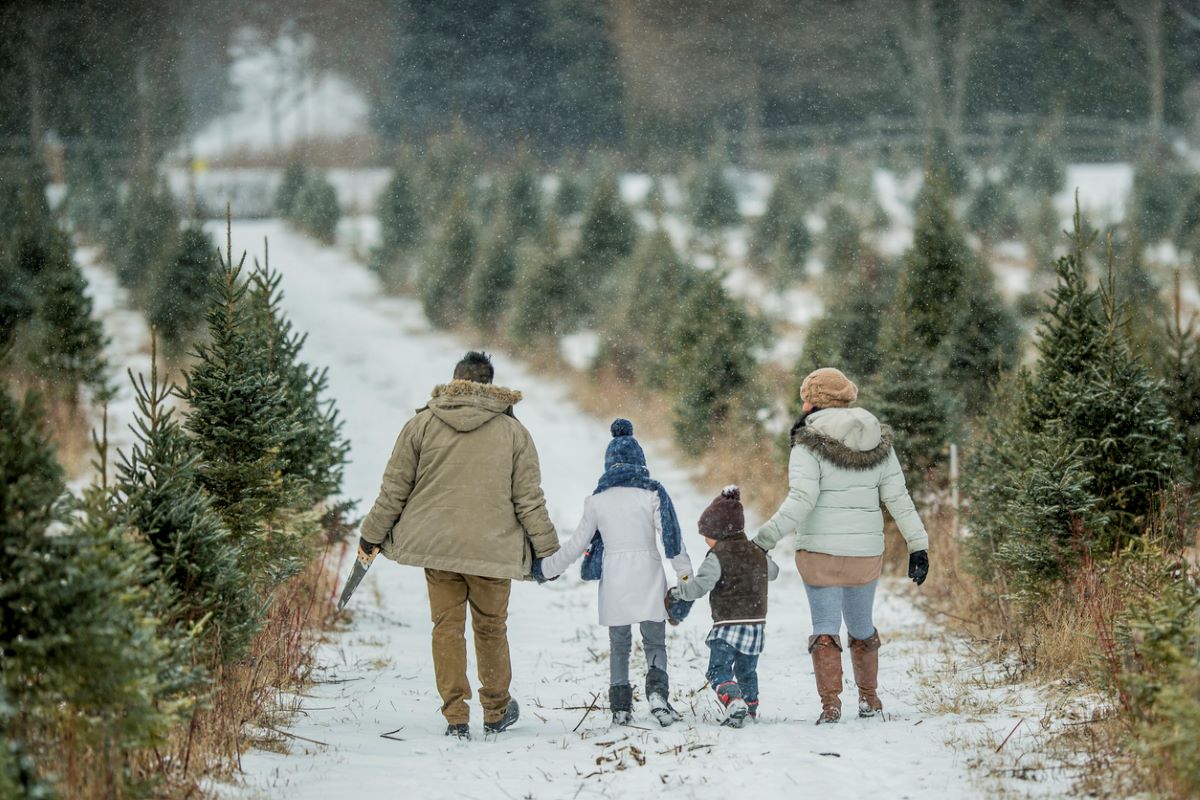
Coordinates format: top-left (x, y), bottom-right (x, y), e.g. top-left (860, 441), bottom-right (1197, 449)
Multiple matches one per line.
top-left (746, 700), bottom-right (759, 721)
top-left (715, 681), bottom-right (749, 728)
top-left (609, 684), bottom-right (633, 726)
top-left (646, 667), bottom-right (682, 727)
top-left (808, 634), bottom-right (843, 724)
top-left (849, 630), bottom-right (883, 718)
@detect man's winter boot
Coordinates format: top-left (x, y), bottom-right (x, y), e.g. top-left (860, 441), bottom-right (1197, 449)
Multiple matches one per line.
top-left (444, 723), bottom-right (471, 740)
top-left (808, 634), bottom-right (843, 724)
top-left (715, 681), bottom-right (749, 728)
top-left (609, 684), bottom-right (633, 726)
top-left (646, 667), bottom-right (682, 727)
top-left (849, 630), bottom-right (883, 718)
top-left (483, 698), bottom-right (520, 734)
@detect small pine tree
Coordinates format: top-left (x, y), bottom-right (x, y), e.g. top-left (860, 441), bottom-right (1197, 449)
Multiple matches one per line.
top-left (939, 261), bottom-right (1021, 417)
top-left (966, 180), bottom-right (1021, 246)
top-left (182, 224), bottom-right (301, 590)
top-left (509, 235), bottom-right (576, 344)
top-left (800, 254), bottom-right (897, 382)
top-left (248, 251), bottom-right (349, 507)
top-left (872, 314), bottom-right (957, 486)
top-left (1006, 134), bottom-right (1064, 196)
top-left (575, 172), bottom-right (636, 300)
top-left (1156, 273), bottom-right (1200, 483)
top-left (26, 241), bottom-right (109, 402)
top-left (502, 163), bottom-right (543, 239)
top-left (0, 389), bottom-right (185, 782)
top-left (822, 203), bottom-right (861, 276)
top-left (275, 161), bottom-right (310, 217)
top-left (111, 181), bottom-right (179, 295)
top-left (601, 229), bottom-right (694, 383)
top-left (295, 171), bottom-right (341, 245)
top-left (753, 182), bottom-right (811, 286)
top-left (1130, 150), bottom-right (1190, 243)
top-left (897, 174), bottom-right (972, 351)
top-left (149, 226), bottom-right (217, 359)
top-left (554, 171), bottom-right (587, 218)
top-left (419, 192), bottom-right (477, 328)
top-left (115, 335), bottom-right (261, 661)
top-left (689, 157), bottom-right (741, 230)
top-left (66, 140), bottom-right (121, 241)
top-left (469, 223), bottom-right (520, 331)
top-left (0, 256), bottom-right (33, 349)
top-left (377, 166), bottom-right (423, 257)
top-left (666, 272), bottom-right (761, 455)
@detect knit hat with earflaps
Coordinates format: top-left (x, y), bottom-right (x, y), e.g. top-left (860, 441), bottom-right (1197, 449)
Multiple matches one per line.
top-left (800, 367), bottom-right (858, 409)
top-left (698, 485), bottom-right (745, 540)
top-left (605, 418), bottom-right (646, 469)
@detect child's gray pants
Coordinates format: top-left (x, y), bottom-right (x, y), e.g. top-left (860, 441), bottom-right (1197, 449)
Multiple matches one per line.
top-left (803, 579), bottom-right (878, 641)
top-left (609, 621), bottom-right (667, 686)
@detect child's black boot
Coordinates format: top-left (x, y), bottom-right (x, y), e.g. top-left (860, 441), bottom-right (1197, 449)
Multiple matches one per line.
top-left (609, 684), bottom-right (633, 726)
top-left (646, 667), bottom-right (682, 727)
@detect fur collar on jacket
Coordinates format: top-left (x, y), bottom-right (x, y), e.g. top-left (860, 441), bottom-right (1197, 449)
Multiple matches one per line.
top-left (791, 422), bottom-right (894, 471)
top-left (430, 380), bottom-right (522, 407)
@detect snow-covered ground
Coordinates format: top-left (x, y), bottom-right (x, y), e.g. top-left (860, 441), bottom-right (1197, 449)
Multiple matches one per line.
top-left (67, 220), bottom-right (1078, 799)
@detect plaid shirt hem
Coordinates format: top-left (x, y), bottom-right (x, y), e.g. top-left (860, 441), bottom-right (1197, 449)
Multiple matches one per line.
top-left (707, 623), bottom-right (765, 655)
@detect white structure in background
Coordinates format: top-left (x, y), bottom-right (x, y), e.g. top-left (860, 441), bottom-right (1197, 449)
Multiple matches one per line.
top-left (187, 26), bottom-right (370, 163)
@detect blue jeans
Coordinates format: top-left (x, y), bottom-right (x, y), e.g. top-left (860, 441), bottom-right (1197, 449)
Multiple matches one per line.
top-left (803, 579), bottom-right (877, 641)
top-left (705, 639), bottom-right (759, 704)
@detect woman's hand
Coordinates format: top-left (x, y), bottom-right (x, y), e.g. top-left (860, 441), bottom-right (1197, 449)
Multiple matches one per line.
top-left (908, 550), bottom-right (929, 585)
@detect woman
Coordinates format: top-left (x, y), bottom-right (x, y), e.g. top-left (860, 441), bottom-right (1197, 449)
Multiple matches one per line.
top-left (752, 367), bottom-right (929, 724)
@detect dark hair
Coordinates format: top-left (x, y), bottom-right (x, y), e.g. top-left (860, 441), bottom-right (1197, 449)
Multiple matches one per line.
top-left (453, 351), bottom-right (494, 384)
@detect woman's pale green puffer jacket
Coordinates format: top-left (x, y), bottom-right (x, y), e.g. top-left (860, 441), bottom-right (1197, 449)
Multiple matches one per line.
top-left (752, 407), bottom-right (928, 557)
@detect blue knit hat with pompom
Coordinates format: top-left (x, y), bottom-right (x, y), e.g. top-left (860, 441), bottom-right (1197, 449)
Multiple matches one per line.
top-left (605, 418), bottom-right (646, 470)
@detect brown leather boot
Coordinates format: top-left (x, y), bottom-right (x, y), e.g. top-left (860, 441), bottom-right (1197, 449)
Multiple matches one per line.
top-left (849, 630), bottom-right (883, 718)
top-left (808, 634), bottom-right (843, 724)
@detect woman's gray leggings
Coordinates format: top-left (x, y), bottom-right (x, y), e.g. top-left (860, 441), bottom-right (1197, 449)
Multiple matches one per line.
top-left (803, 580), bottom-right (878, 641)
top-left (609, 621), bottom-right (667, 686)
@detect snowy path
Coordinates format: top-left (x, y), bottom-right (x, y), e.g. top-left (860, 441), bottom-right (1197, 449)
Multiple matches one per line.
top-left (77, 221), bottom-right (1067, 799)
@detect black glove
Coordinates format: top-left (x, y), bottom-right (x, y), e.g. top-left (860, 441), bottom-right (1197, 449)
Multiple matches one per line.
top-left (358, 537), bottom-right (381, 557)
top-left (908, 550), bottom-right (929, 586)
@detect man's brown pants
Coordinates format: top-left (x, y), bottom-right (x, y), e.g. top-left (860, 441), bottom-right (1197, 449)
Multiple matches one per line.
top-left (424, 569), bottom-right (512, 725)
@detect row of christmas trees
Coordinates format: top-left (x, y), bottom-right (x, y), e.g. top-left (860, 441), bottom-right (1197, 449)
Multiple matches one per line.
top-left (2, 197), bottom-right (349, 795)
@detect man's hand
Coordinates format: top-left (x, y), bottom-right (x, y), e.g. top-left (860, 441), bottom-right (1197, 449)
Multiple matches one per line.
top-left (358, 537), bottom-right (381, 557)
top-left (908, 550), bottom-right (929, 586)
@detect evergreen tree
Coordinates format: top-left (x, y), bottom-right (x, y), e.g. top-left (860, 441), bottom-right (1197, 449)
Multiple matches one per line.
top-left (1130, 150), bottom-right (1190, 243)
top-left (1006, 134), bottom-right (1064, 196)
top-left (575, 172), bottom-right (636, 299)
top-left (0, 256), bottom-right (33, 350)
top-left (111, 181), bottom-right (179, 295)
top-left (966, 179), bottom-right (1021, 246)
top-left (822, 203), bottom-right (862, 277)
top-left (419, 192), bottom-right (477, 328)
top-left (509, 234), bottom-right (576, 344)
top-left (753, 182), bottom-right (811, 286)
top-left (248, 252), bottom-right (349, 508)
top-left (872, 314), bottom-right (957, 486)
top-left (553, 171), bottom-right (586, 218)
top-left (182, 226), bottom-right (301, 590)
top-left (115, 336), bottom-right (260, 661)
top-left (667, 272), bottom-right (761, 455)
top-left (0, 389), bottom-right (184, 781)
top-left (149, 226), bottom-right (216, 359)
top-left (689, 157), bottom-right (740, 231)
top-left (502, 162), bottom-right (543, 239)
top-left (897, 174), bottom-right (971, 351)
top-left (275, 161), bottom-right (310, 218)
top-left (294, 171), bottom-right (341, 245)
top-left (939, 260), bottom-right (1021, 417)
top-left (469, 223), bottom-right (520, 331)
top-left (1156, 274), bottom-right (1200, 483)
top-left (66, 140), bottom-right (121, 241)
top-left (800, 255), bottom-right (897, 383)
top-left (601, 229), bottom-right (694, 384)
top-left (26, 249), bottom-right (110, 402)
top-left (377, 165), bottom-right (423, 257)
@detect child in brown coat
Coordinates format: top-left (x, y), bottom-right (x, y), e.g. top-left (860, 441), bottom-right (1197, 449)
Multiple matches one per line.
top-left (668, 486), bottom-right (778, 727)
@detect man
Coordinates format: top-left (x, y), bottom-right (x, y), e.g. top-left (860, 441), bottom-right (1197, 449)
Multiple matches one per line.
top-left (359, 351), bottom-right (560, 739)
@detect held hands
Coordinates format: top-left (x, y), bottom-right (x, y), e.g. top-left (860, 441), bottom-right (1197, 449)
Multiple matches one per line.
top-left (531, 557), bottom-right (557, 584)
top-left (908, 550), bottom-right (929, 586)
top-left (665, 588), bottom-right (693, 626)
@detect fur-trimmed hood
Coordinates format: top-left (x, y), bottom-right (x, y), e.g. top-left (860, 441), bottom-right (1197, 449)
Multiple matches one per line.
top-left (791, 407), bottom-right (894, 471)
top-left (425, 380), bottom-right (522, 432)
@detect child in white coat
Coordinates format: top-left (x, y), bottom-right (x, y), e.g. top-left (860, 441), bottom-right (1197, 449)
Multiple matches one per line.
top-left (534, 419), bottom-right (692, 726)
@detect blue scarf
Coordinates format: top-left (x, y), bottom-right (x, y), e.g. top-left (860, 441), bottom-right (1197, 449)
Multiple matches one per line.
top-left (580, 463), bottom-right (682, 581)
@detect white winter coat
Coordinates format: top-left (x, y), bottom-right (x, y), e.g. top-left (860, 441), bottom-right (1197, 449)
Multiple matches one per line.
top-left (540, 487), bottom-right (693, 627)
